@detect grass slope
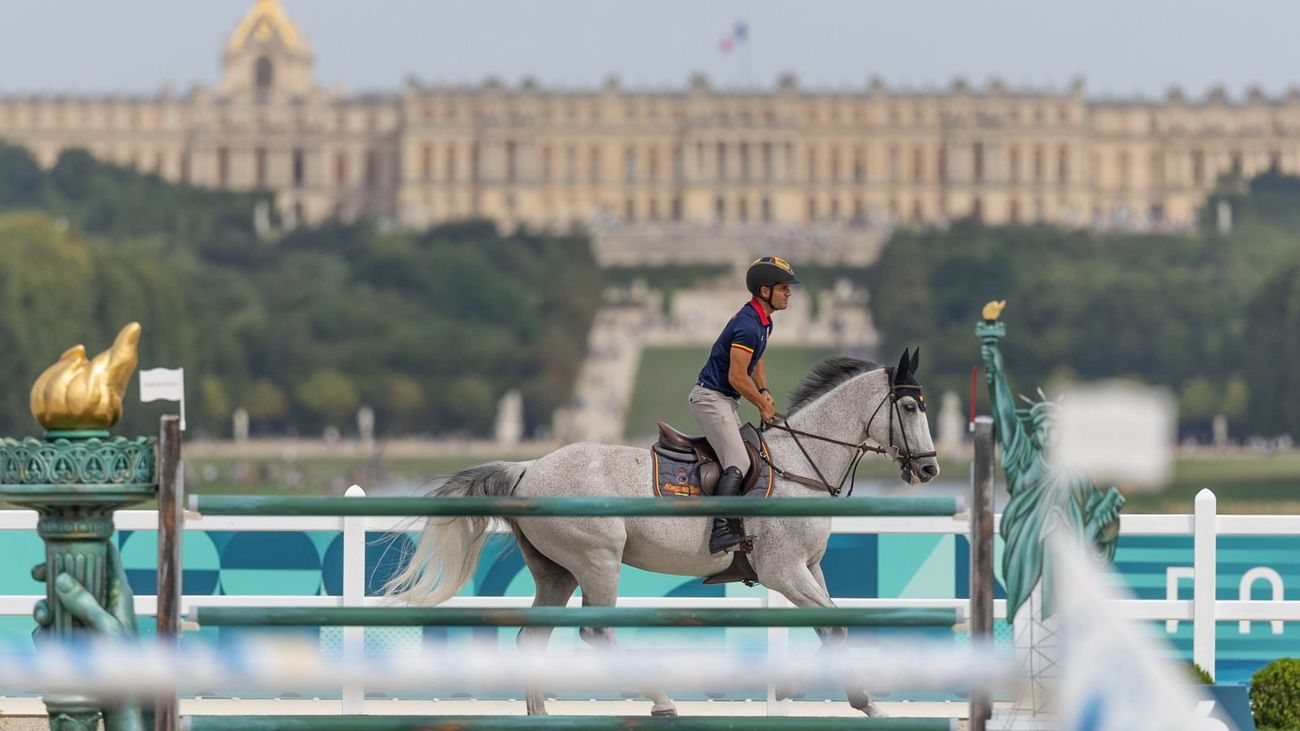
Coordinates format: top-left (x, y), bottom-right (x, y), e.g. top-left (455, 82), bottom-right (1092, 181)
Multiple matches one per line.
top-left (624, 346), bottom-right (834, 440)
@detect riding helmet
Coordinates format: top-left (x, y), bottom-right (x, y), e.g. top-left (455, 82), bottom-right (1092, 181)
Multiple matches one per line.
top-left (746, 256), bottom-right (800, 297)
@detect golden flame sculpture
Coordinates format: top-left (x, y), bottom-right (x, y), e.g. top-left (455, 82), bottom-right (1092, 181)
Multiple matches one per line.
top-left (982, 300), bottom-right (1007, 322)
top-left (30, 323), bottom-right (141, 431)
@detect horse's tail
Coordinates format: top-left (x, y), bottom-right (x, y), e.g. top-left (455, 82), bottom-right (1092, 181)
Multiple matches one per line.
top-left (382, 461), bottom-right (529, 606)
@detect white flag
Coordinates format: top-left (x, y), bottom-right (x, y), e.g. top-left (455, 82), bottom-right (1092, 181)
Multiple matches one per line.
top-left (1055, 535), bottom-right (1231, 731)
top-left (139, 367), bottom-right (186, 431)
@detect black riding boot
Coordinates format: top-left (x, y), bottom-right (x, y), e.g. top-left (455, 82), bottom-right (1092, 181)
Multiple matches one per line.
top-left (709, 466), bottom-right (751, 554)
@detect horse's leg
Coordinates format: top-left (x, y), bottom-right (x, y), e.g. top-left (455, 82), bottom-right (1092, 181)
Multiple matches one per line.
top-left (515, 531), bottom-right (579, 716)
top-left (570, 549), bottom-right (678, 717)
top-left (764, 561), bottom-right (886, 717)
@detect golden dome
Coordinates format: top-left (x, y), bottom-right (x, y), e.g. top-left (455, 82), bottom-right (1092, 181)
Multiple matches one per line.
top-left (226, 0), bottom-right (309, 54)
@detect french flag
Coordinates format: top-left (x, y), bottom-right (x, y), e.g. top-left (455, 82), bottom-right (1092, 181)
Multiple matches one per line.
top-left (719, 21), bottom-right (747, 54)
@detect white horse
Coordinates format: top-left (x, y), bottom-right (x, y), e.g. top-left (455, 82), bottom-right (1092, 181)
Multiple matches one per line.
top-left (386, 350), bottom-right (939, 717)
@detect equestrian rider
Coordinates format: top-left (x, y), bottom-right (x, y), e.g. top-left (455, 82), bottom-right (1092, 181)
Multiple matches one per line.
top-left (690, 256), bottom-right (798, 553)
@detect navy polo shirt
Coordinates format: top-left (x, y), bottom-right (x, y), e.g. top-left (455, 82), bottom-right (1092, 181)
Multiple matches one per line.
top-left (697, 298), bottom-right (773, 399)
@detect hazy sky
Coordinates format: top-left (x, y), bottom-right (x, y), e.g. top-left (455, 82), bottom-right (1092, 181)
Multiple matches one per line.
top-left (1, 1), bottom-right (1293, 99)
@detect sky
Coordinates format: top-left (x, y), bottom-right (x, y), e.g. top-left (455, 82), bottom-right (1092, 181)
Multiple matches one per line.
top-left (0, 0), bottom-right (1294, 100)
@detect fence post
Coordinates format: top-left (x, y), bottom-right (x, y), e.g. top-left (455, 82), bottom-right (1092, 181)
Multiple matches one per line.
top-left (342, 485), bottom-right (367, 712)
top-left (969, 416), bottom-right (994, 731)
top-left (1193, 488), bottom-right (1217, 679)
top-left (154, 415), bottom-right (182, 731)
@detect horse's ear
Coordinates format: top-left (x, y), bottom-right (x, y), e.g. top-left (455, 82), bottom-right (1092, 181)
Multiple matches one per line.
top-left (896, 348), bottom-right (911, 380)
top-left (910, 348), bottom-right (920, 374)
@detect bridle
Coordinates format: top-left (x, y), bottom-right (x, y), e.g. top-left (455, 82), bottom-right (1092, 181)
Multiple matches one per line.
top-left (759, 369), bottom-right (937, 497)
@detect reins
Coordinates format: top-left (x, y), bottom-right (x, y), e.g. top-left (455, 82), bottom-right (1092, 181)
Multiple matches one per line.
top-left (759, 374), bottom-right (936, 497)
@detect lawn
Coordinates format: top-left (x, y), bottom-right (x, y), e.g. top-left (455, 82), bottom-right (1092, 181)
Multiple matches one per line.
top-left (623, 345), bottom-right (833, 441)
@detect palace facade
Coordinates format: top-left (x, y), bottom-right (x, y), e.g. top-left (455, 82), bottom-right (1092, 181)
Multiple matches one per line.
top-left (2, 0), bottom-right (1297, 232)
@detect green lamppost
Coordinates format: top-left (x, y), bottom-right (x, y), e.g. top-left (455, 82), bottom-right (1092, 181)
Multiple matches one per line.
top-left (0, 323), bottom-right (154, 730)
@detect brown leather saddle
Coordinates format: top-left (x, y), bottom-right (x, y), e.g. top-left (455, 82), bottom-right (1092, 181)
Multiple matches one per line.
top-left (654, 422), bottom-right (767, 496)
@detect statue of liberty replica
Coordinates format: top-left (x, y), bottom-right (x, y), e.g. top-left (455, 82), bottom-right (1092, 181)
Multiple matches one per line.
top-left (976, 302), bottom-right (1125, 730)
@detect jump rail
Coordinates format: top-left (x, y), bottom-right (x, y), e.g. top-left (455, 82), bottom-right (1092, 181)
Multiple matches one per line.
top-left (189, 495), bottom-right (963, 518)
top-left (193, 606), bottom-right (965, 628)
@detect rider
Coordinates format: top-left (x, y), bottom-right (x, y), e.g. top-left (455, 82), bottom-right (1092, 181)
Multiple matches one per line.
top-left (690, 256), bottom-right (798, 553)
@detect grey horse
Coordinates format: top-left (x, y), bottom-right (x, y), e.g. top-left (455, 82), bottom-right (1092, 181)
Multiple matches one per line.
top-left (385, 350), bottom-right (940, 717)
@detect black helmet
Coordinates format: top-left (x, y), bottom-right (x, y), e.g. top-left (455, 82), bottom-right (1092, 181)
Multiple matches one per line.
top-left (746, 256), bottom-right (800, 297)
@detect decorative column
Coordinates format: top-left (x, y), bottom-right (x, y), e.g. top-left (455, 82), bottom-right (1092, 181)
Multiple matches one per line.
top-left (0, 323), bottom-right (155, 731)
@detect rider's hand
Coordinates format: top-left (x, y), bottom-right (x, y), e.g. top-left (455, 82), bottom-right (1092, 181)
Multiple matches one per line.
top-left (761, 391), bottom-right (776, 412)
top-left (760, 401), bottom-right (777, 424)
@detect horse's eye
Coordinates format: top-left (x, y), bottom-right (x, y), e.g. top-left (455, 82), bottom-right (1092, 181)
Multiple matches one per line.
top-left (904, 403), bottom-right (917, 413)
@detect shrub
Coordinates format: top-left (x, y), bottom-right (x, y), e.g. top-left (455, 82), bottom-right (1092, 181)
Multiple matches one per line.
top-left (1252, 657), bottom-right (1300, 729)
top-left (1188, 663), bottom-right (1214, 684)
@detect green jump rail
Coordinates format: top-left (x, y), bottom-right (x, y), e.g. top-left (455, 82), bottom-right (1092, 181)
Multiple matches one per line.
top-left (193, 606), bottom-right (963, 628)
top-left (183, 716), bottom-right (957, 731)
top-left (189, 495), bottom-right (962, 518)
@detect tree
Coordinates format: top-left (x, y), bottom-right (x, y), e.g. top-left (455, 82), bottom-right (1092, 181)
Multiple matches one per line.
top-left (296, 369), bottom-right (360, 431)
top-left (242, 379), bottom-right (290, 429)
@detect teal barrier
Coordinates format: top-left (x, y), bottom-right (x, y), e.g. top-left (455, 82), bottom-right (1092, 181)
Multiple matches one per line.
top-left (194, 606), bottom-right (963, 628)
top-left (192, 495), bottom-right (962, 518)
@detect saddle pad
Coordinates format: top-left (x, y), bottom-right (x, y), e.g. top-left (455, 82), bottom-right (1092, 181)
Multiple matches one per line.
top-left (650, 438), bottom-right (775, 498)
top-left (651, 446), bottom-right (704, 497)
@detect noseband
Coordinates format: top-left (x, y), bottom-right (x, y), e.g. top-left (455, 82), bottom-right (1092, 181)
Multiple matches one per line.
top-left (760, 373), bottom-right (937, 497)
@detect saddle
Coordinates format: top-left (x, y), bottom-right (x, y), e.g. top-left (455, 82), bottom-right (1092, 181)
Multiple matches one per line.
top-left (651, 422), bottom-right (773, 497)
top-left (649, 422), bottom-right (773, 587)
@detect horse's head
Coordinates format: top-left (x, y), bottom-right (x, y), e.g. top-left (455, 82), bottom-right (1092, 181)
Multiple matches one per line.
top-left (871, 348), bottom-right (940, 485)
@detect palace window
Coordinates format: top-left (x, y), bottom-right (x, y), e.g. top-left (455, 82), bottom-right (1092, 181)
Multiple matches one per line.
top-left (421, 144), bottom-right (433, 182)
top-left (762, 142), bottom-right (774, 181)
top-left (911, 146), bottom-right (924, 182)
top-left (1192, 149), bottom-right (1204, 186)
top-left (854, 147), bottom-right (866, 184)
top-left (624, 145), bottom-right (637, 182)
top-left (506, 140), bottom-right (518, 183)
top-left (218, 147), bottom-right (230, 186)
top-left (716, 142), bottom-right (727, 181)
top-left (293, 148), bottom-right (305, 187)
top-left (254, 57), bottom-right (273, 93)
top-left (761, 197), bottom-right (772, 222)
top-left (739, 142), bottom-right (751, 182)
top-left (1057, 145), bottom-right (1069, 184)
top-left (973, 143), bottom-right (984, 184)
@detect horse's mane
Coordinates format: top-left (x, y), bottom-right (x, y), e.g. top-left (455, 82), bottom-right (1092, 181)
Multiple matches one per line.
top-left (786, 356), bottom-right (882, 414)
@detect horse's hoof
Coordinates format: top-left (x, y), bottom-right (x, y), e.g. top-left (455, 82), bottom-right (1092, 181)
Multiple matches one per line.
top-left (651, 706), bottom-right (678, 717)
